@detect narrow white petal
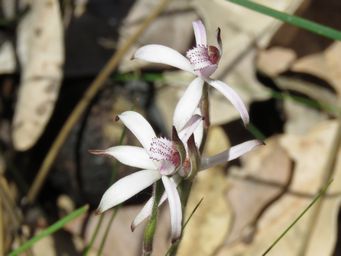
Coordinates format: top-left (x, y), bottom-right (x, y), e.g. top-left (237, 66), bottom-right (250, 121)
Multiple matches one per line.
top-left (118, 111), bottom-right (156, 151)
top-left (90, 146), bottom-right (156, 169)
top-left (207, 79), bottom-right (249, 126)
top-left (134, 44), bottom-right (194, 74)
top-left (193, 20), bottom-right (207, 46)
top-left (173, 77), bottom-right (204, 131)
top-left (191, 108), bottom-right (204, 148)
top-left (178, 114), bottom-right (203, 144)
top-left (131, 193), bottom-right (167, 231)
top-left (131, 176), bottom-right (181, 230)
top-left (97, 170), bottom-right (161, 213)
top-left (131, 196), bottom-right (154, 231)
top-left (200, 140), bottom-right (263, 170)
top-left (162, 176), bottom-right (182, 241)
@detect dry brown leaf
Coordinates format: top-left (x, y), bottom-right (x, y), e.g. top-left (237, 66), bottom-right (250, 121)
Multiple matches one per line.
top-left (225, 137), bottom-right (292, 245)
top-left (0, 0), bottom-right (16, 74)
top-left (32, 234), bottom-right (56, 256)
top-left (65, 206), bottom-right (145, 255)
top-left (118, 0), bottom-right (196, 73)
top-left (217, 120), bottom-right (341, 256)
top-left (177, 127), bottom-right (231, 256)
top-left (283, 99), bottom-right (329, 134)
top-left (274, 75), bottom-right (338, 109)
top-left (292, 41), bottom-right (341, 96)
top-left (256, 47), bottom-right (297, 77)
top-left (12, 0), bottom-right (64, 151)
top-left (0, 42), bottom-right (16, 74)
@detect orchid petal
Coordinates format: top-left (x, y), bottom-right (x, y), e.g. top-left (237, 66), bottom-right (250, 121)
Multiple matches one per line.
top-left (207, 79), bottom-right (249, 126)
top-left (131, 193), bottom-right (166, 231)
top-left (178, 114), bottom-right (203, 144)
top-left (118, 111), bottom-right (156, 151)
top-left (134, 44), bottom-right (194, 74)
top-left (197, 64), bottom-right (218, 79)
top-left (193, 108), bottom-right (204, 148)
top-left (90, 146), bottom-right (156, 170)
top-left (173, 77), bottom-right (204, 131)
top-left (162, 176), bottom-right (182, 242)
top-left (131, 175), bottom-right (181, 230)
top-left (200, 140), bottom-right (263, 170)
top-left (193, 20), bottom-right (207, 46)
top-left (97, 170), bottom-right (161, 213)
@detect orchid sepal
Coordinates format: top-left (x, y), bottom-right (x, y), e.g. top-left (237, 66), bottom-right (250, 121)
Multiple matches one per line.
top-left (172, 126), bottom-right (187, 170)
top-left (184, 134), bottom-right (201, 180)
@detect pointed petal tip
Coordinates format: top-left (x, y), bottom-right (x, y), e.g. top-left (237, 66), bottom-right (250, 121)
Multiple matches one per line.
top-left (253, 139), bottom-right (265, 147)
top-left (242, 115), bottom-right (250, 127)
top-left (95, 208), bottom-right (102, 215)
top-left (131, 223), bottom-right (136, 232)
top-left (88, 149), bottom-right (106, 155)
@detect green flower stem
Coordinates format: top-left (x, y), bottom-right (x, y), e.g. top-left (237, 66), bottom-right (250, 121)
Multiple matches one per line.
top-left (227, 0), bottom-right (341, 40)
top-left (143, 180), bottom-right (163, 255)
top-left (200, 83), bottom-right (210, 152)
top-left (9, 205), bottom-right (89, 256)
top-left (97, 207), bottom-right (119, 256)
top-left (168, 82), bottom-right (211, 255)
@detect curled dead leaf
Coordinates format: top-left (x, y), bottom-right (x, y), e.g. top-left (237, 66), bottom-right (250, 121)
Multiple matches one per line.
top-left (12, 0), bottom-right (64, 151)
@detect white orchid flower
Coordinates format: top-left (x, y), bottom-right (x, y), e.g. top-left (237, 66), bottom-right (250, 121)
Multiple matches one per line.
top-left (131, 140), bottom-right (263, 230)
top-left (134, 20), bottom-right (250, 127)
top-left (92, 111), bottom-right (203, 241)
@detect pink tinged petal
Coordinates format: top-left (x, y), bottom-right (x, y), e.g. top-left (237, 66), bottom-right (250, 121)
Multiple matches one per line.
top-left (97, 170), bottom-right (161, 213)
top-left (173, 77), bottom-right (204, 131)
top-left (197, 64), bottom-right (218, 78)
top-left (133, 44), bottom-right (194, 74)
top-left (200, 140), bottom-right (264, 170)
top-left (118, 111), bottom-right (156, 151)
top-left (178, 114), bottom-right (203, 144)
top-left (159, 160), bottom-right (176, 176)
top-left (150, 137), bottom-right (179, 174)
top-left (207, 79), bottom-right (250, 126)
top-left (162, 176), bottom-right (182, 242)
top-left (90, 146), bottom-right (156, 170)
top-left (193, 20), bottom-right (207, 46)
top-left (131, 176), bottom-right (181, 230)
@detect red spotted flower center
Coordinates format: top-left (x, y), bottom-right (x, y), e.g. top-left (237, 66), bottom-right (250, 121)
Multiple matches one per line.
top-left (149, 137), bottom-right (180, 175)
top-left (186, 45), bottom-right (221, 71)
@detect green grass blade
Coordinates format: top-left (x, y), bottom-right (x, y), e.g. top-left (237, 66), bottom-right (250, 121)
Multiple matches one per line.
top-left (9, 205), bottom-right (89, 256)
top-left (227, 0), bottom-right (341, 40)
top-left (262, 179), bottom-right (333, 255)
top-left (97, 208), bottom-right (119, 256)
top-left (165, 197), bottom-right (204, 256)
top-left (183, 197), bottom-right (204, 229)
top-left (247, 122), bottom-right (266, 141)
